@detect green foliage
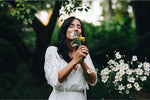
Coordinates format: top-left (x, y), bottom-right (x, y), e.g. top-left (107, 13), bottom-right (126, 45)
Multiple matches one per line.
top-left (60, 0), bottom-right (90, 16)
top-left (22, 27), bottom-right (36, 53)
top-left (84, 16), bottom-right (137, 66)
top-left (51, 24), bottom-right (59, 44)
top-left (10, 0), bottom-right (36, 24)
top-left (9, 0), bottom-right (91, 25)
top-left (0, 38), bottom-right (51, 99)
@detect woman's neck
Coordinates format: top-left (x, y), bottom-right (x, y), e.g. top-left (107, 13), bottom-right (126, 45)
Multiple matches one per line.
top-left (66, 39), bottom-right (76, 52)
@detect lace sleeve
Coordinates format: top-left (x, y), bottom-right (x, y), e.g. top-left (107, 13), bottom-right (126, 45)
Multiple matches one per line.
top-left (84, 54), bottom-right (97, 86)
top-left (44, 46), bottom-right (62, 87)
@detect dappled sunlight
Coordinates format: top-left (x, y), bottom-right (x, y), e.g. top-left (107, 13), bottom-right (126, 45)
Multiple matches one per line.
top-left (35, 9), bottom-right (52, 26)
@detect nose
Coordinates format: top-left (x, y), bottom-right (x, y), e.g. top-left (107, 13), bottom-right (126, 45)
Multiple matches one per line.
top-left (74, 26), bottom-right (78, 33)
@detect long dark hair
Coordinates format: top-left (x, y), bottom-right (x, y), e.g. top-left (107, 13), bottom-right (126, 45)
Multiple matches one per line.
top-left (55, 16), bottom-right (86, 63)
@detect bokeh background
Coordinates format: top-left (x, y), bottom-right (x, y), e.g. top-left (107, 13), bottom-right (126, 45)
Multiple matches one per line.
top-left (0, 0), bottom-right (150, 99)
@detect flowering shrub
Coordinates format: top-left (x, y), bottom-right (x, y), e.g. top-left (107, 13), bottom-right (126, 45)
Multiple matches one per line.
top-left (100, 52), bottom-right (150, 99)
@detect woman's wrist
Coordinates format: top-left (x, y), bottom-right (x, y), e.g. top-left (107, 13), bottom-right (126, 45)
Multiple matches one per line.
top-left (71, 59), bottom-right (77, 68)
top-left (80, 60), bottom-right (85, 65)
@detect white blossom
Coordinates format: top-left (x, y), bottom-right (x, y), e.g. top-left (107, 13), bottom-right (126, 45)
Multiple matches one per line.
top-left (70, 32), bottom-right (75, 38)
top-left (109, 65), bottom-right (113, 69)
top-left (116, 65), bottom-right (121, 70)
top-left (114, 62), bottom-right (118, 67)
top-left (118, 84), bottom-right (125, 90)
top-left (120, 65), bottom-right (124, 70)
top-left (87, 68), bottom-right (93, 74)
top-left (119, 59), bottom-right (124, 65)
top-left (138, 63), bottom-right (143, 68)
top-left (115, 76), bottom-right (122, 82)
top-left (140, 76), bottom-right (147, 81)
top-left (127, 77), bottom-right (135, 83)
top-left (125, 90), bottom-right (130, 94)
top-left (115, 52), bottom-right (122, 59)
top-left (120, 70), bottom-right (125, 75)
top-left (134, 82), bottom-right (139, 88)
top-left (108, 59), bottom-right (115, 65)
top-left (111, 60), bottom-right (115, 64)
top-left (127, 84), bottom-right (132, 89)
top-left (144, 67), bottom-right (149, 71)
top-left (100, 52), bottom-right (150, 96)
top-left (136, 68), bottom-right (143, 75)
top-left (143, 62), bottom-right (149, 67)
top-left (116, 72), bottom-right (122, 77)
top-left (136, 86), bottom-right (142, 91)
top-left (101, 68), bottom-right (110, 75)
top-left (132, 56), bottom-right (137, 61)
top-left (119, 91), bottom-right (123, 94)
top-left (102, 75), bottom-right (109, 83)
top-left (126, 69), bottom-right (132, 75)
top-left (144, 71), bottom-right (149, 76)
top-left (123, 64), bottom-right (129, 70)
top-left (112, 67), bottom-right (118, 72)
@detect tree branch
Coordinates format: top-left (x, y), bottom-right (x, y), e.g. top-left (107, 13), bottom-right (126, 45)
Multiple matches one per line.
top-left (47, 1), bottom-right (62, 37)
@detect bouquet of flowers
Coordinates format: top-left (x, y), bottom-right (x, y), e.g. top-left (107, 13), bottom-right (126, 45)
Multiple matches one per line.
top-left (100, 51), bottom-right (150, 99)
top-left (70, 32), bottom-right (85, 47)
top-left (70, 32), bottom-right (85, 62)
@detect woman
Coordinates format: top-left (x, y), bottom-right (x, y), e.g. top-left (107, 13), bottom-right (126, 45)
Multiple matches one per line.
top-left (44, 16), bottom-right (97, 100)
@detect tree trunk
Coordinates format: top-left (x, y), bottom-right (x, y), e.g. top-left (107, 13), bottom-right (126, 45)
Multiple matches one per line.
top-left (132, 1), bottom-right (150, 61)
top-left (132, 1), bottom-right (150, 45)
top-left (108, 0), bottom-right (114, 19)
top-left (31, 1), bottom-right (62, 84)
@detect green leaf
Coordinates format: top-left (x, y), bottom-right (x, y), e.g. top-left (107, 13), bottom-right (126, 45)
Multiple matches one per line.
top-left (78, 8), bottom-right (83, 11)
top-left (11, 11), bottom-right (16, 16)
top-left (16, 3), bottom-right (20, 7)
top-left (17, 10), bottom-right (20, 14)
top-left (23, 18), bottom-right (27, 24)
top-left (73, 8), bottom-right (76, 12)
top-left (87, 6), bottom-right (90, 9)
top-left (28, 18), bottom-right (32, 24)
top-left (20, 15), bottom-right (24, 19)
top-left (84, 8), bottom-right (88, 12)
top-left (26, 9), bottom-right (30, 14)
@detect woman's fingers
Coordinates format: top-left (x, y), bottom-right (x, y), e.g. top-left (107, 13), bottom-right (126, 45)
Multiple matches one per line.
top-left (80, 46), bottom-right (89, 55)
top-left (73, 45), bottom-right (88, 63)
top-left (81, 48), bottom-right (88, 53)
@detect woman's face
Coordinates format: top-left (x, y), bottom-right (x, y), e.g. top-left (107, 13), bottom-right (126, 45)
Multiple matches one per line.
top-left (66, 19), bottom-right (82, 40)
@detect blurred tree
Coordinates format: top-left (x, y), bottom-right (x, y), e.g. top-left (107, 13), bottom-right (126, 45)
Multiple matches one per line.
top-left (131, 1), bottom-right (150, 48)
top-left (100, 0), bottom-right (132, 32)
top-left (0, 0), bottom-right (90, 85)
top-left (0, 0), bottom-right (62, 84)
top-left (101, 0), bottom-right (114, 21)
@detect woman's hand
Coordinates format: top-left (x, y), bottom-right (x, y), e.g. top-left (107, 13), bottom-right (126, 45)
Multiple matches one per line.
top-left (72, 45), bottom-right (89, 64)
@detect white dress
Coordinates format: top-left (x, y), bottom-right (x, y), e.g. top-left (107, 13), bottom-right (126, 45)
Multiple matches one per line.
top-left (44, 46), bottom-right (97, 100)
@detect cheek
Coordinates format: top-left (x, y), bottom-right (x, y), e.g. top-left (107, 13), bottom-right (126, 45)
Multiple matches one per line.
top-left (66, 28), bottom-right (73, 37)
top-left (67, 28), bottom-right (73, 33)
top-left (78, 30), bottom-right (82, 35)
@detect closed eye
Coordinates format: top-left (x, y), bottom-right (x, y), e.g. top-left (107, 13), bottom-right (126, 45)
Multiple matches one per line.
top-left (77, 24), bottom-right (81, 29)
top-left (69, 24), bottom-right (74, 28)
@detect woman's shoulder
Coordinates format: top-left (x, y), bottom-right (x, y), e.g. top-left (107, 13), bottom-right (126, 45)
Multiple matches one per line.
top-left (46, 45), bottom-right (58, 53)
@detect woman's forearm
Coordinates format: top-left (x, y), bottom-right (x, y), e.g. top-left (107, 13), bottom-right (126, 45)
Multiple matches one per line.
top-left (57, 60), bottom-right (76, 83)
top-left (80, 61), bottom-right (97, 84)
